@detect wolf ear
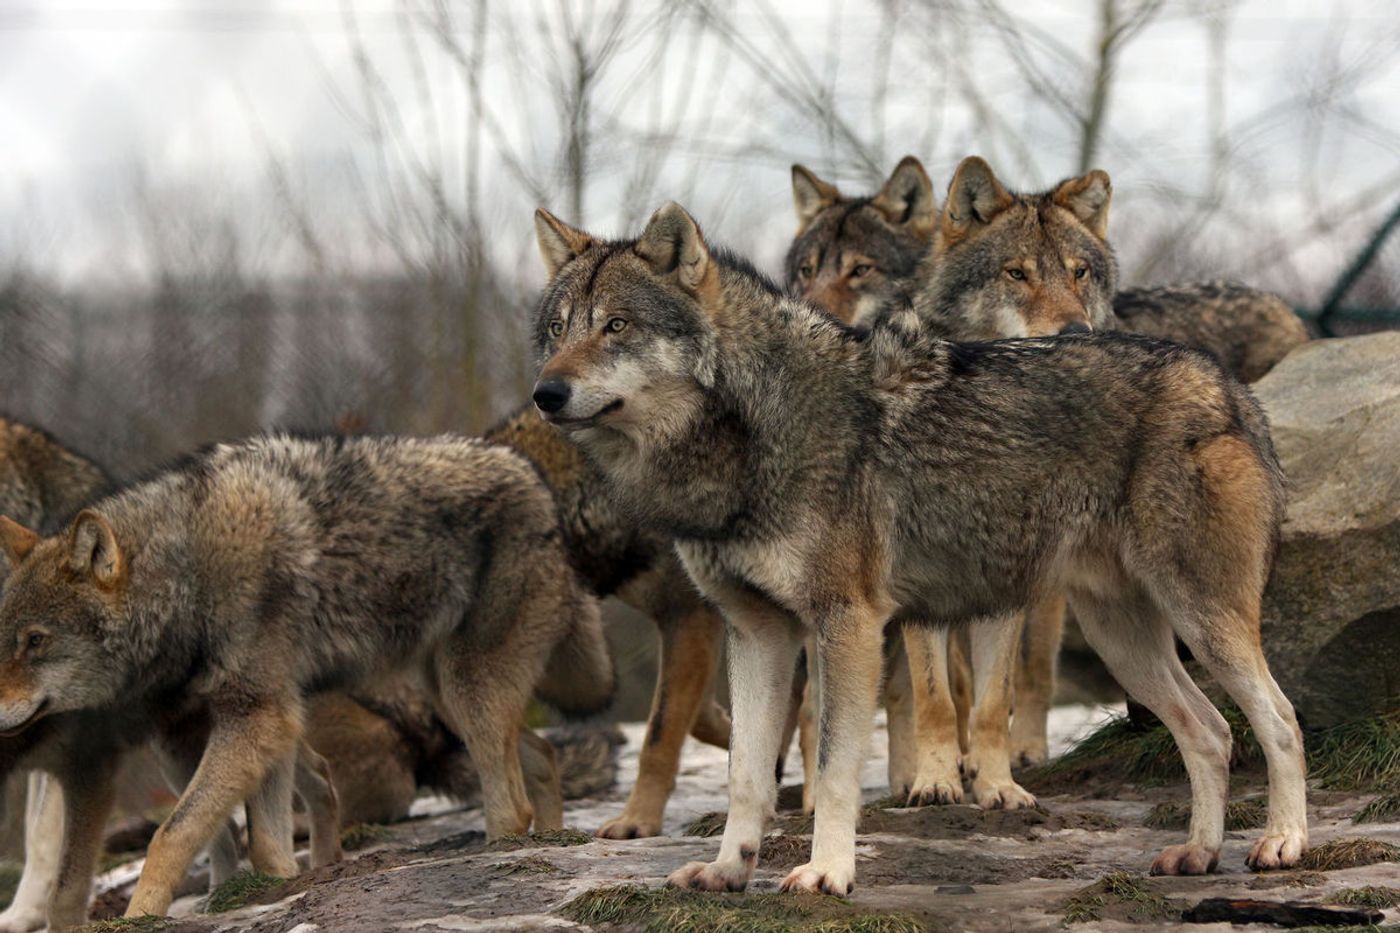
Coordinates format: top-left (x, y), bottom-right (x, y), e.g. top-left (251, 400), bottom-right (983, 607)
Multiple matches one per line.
top-left (942, 156), bottom-right (1014, 238)
top-left (69, 510), bottom-right (125, 591)
top-left (791, 165), bottom-right (840, 230)
top-left (0, 517), bottom-right (38, 567)
top-left (635, 202), bottom-right (716, 297)
top-left (534, 209), bottom-right (594, 277)
top-left (871, 156), bottom-right (936, 234)
top-left (1051, 170), bottom-right (1112, 240)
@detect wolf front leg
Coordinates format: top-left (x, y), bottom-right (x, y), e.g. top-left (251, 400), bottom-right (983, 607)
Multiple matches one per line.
top-left (127, 701), bottom-right (303, 920)
top-left (598, 601), bottom-right (725, 839)
top-left (903, 625), bottom-right (964, 806)
top-left (667, 592), bottom-right (803, 892)
top-left (0, 773), bottom-right (64, 933)
top-left (46, 762), bottom-right (118, 932)
top-left (965, 614), bottom-right (1037, 810)
top-left (780, 600), bottom-right (889, 896)
top-left (1009, 592), bottom-right (1066, 768)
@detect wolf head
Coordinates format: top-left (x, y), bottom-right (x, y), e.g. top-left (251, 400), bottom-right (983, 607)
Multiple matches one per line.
top-left (0, 511), bottom-right (127, 732)
top-left (922, 156), bottom-right (1118, 339)
top-left (784, 156), bottom-right (936, 326)
top-left (530, 203), bottom-right (743, 440)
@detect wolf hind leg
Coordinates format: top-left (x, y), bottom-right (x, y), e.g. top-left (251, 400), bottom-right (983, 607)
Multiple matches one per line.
top-left (433, 640), bottom-right (536, 840)
top-left (245, 752), bottom-right (299, 879)
top-left (293, 740), bottom-right (343, 869)
top-left (1166, 603), bottom-right (1308, 871)
top-left (520, 729), bottom-right (563, 831)
top-left (1070, 588), bottom-right (1231, 875)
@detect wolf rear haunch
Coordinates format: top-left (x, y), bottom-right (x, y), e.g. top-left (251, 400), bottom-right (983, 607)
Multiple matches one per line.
top-left (0, 434), bottom-right (606, 927)
top-left (529, 202), bottom-right (1308, 895)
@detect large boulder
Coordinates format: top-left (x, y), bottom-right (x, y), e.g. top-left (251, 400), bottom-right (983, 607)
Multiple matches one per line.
top-left (1254, 332), bottom-right (1400, 727)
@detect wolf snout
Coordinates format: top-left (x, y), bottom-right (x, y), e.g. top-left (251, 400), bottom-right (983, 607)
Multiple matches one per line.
top-left (532, 378), bottom-right (572, 414)
top-left (1058, 321), bottom-right (1092, 335)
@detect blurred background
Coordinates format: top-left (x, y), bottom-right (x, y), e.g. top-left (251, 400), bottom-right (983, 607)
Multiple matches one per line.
top-left (2, 0), bottom-right (1399, 716)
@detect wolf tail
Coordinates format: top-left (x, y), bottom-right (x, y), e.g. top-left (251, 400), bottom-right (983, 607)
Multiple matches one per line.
top-left (536, 583), bottom-right (616, 717)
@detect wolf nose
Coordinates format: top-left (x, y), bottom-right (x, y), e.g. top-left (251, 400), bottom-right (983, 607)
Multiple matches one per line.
top-left (1058, 321), bottom-right (1092, 335)
top-left (532, 378), bottom-right (572, 414)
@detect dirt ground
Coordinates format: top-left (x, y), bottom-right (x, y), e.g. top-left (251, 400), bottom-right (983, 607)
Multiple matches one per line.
top-left (86, 706), bottom-right (1400, 932)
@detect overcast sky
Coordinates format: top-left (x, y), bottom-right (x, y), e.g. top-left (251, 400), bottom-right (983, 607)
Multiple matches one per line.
top-left (2, 0), bottom-right (1398, 292)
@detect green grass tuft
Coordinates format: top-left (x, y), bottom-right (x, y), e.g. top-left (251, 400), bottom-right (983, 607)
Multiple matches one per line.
top-left (205, 870), bottom-right (289, 913)
top-left (1297, 837), bottom-right (1400, 871)
top-left (1032, 706), bottom-right (1400, 796)
top-left (1332, 886), bottom-right (1400, 908)
top-left (683, 811), bottom-right (728, 837)
top-left (340, 822), bottom-right (392, 850)
top-left (1028, 707), bottom-right (1259, 787)
top-left (560, 883), bottom-right (927, 933)
top-left (1354, 791), bottom-right (1400, 825)
top-left (1061, 871), bottom-right (1174, 925)
top-left (74, 918), bottom-right (176, 933)
top-left (1308, 709), bottom-right (1400, 792)
top-left (1144, 796), bottom-right (1266, 831)
top-left (491, 828), bottom-right (593, 850)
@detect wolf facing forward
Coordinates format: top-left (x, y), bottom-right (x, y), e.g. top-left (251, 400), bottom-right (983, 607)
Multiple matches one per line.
top-left (528, 202), bottom-right (1306, 895)
top-left (784, 156), bottom-right (1310, 789)
top-left (0, 434), bottom-right (606, 923)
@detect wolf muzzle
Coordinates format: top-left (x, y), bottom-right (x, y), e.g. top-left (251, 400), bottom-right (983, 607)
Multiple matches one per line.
top-left (533, 378), bottom-right (572, 414)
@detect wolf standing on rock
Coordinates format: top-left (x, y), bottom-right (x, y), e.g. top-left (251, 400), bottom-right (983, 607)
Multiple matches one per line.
top-left (530, 202), bottom-right (1307, 894)
top-left (0, 434), bottom-right (607, 923)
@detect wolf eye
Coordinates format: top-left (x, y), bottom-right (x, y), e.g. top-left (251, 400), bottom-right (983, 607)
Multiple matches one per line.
top-left (1074, 266), bottom-right (1089, 280)
top-left (548, 320), bottom-right (564, 338)
top-left (798, 264), bottom-right (814, 279)
top-left (605, 317), bottom-right (628, 334)
top-left (850, 264), bottom-right (873, 279)
top-left (1006, 268), bottom-right (1027, 281)
top-left (23, 631), bottom-right (45, 651)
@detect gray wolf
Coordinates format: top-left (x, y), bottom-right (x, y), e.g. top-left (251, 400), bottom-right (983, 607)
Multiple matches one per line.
top-left (0, 416), bottom-right (110, 933)
top-left (529, 202), bottom-right (1307, 895)
top-left (0, 433), bottom-right (607, 922)
top-left (784, 156), bottom-right (1309, 782)
top-left (788, 158), bottom-right (1309, 373)
top-left (487, 409), bottom-right (734, 839)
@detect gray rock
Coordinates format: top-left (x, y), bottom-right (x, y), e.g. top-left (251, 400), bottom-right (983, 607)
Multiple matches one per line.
top-left (1253, 332), bottom-right (1400, 727)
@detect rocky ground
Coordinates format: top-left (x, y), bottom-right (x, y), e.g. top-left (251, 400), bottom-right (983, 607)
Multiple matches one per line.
top-left (80, 704), bottom-right (1400, 932)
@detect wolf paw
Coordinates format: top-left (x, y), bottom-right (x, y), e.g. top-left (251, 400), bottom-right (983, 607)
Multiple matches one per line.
top-left (1150, 843), bottom-right (1220, 876)
top-left (1010, 743), bottom-right (1048, 770)
top-left (907, 775), bottom-right (963, 807)
top-left (666, 859), bottom-right (752, 892)
top-left (973, 779), bottom-right (1036, 811)
top-left (0, 904), bottom-right (47, 933)
top-left (780, 861), bottom-right (854, 896)
top-left (596, 814), bottom-right (662, 840)
top-left (1246, 831), bottom-right (1307, 871)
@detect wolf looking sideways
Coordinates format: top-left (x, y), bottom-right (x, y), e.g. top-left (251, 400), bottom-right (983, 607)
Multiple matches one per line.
top-left (0, 434), bottom-right (604, 922)
top-left (529, 202), bottom-right (1307, 894)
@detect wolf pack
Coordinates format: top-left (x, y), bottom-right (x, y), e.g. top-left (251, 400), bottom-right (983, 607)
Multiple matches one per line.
top-left (0, 154), bottom-right (1315, 929)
